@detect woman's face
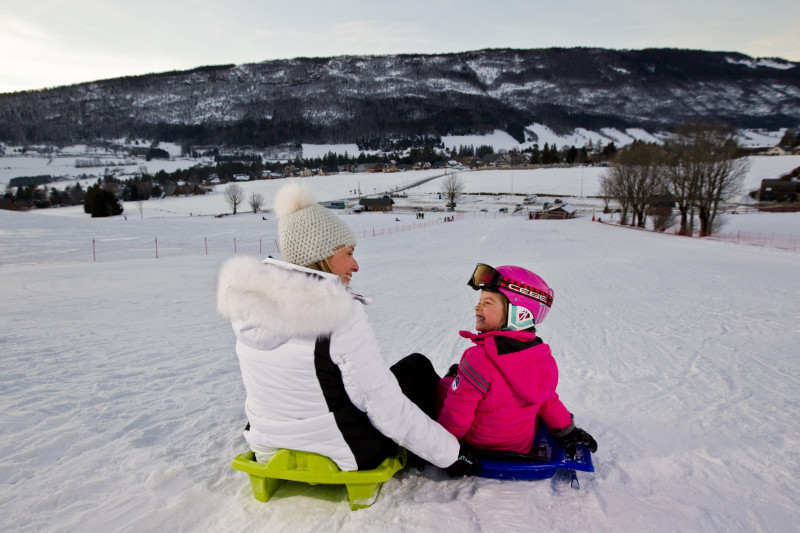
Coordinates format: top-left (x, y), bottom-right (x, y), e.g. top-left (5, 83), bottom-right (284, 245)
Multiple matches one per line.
top-left (328, 245), bottom-right (359, 285)
top-left (475, 291), bottom-right (507, 332)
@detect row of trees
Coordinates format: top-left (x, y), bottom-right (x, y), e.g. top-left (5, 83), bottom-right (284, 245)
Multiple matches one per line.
top-left (600, 123), bottom-right (750, 236)
top-left (3, 182), bottom-right (87, 210)
top-left (223, 183), bottom-right (265, 215)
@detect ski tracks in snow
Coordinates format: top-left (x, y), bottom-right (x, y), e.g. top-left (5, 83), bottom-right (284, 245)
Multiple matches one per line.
top-left (3, 210), bottom-right (800, 532)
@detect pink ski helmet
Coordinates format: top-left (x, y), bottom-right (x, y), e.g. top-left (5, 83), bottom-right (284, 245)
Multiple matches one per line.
top-left (468, 263), bottom-right (554, 330)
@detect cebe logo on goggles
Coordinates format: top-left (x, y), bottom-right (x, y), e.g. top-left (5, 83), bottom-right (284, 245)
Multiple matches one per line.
top-left (467, 263), bottom-right (553, 307)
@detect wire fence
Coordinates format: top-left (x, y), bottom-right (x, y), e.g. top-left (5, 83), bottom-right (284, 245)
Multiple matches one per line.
top-left (0, 214), bottom-right (463, 266)
top-left (703, 230), bottom-right (800, 251)
top-left (598, 220), bottom-right (800, 251)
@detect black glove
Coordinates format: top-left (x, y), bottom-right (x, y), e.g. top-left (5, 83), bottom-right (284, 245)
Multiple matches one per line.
top-left (553, 425), bottom-right (598, 458)
top-left (446, 442), bottom-right (481, 477)
top-left (445, 363), bottom-right (460, 378)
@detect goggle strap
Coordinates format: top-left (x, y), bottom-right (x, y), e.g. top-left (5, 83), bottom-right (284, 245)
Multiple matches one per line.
top-left (497, 278), bottom-right (553, 307)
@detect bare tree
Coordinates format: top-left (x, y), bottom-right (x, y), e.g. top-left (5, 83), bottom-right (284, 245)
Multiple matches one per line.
top-left (600, 142), bottom-right (666, 227)
top-left (440, 173), bottom-right (465, 209)
top-left (695, 131), bottom-right (749, 236)
top-left (650, 204), bottom-right (677, 232)
top-left (249, 191), bottom-right (265, 213)
top-left (664, 130), bottom-right (702, 235)
top-left (224, 183), bottom-right (245, 214)
top-left (599, 170), bottom-right (630, 224)
top-left (665, 123), bottom-right (750, 236)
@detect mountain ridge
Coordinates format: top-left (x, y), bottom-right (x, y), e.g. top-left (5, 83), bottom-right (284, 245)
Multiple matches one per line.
top-left (1, 47), bottom-right (798, 148)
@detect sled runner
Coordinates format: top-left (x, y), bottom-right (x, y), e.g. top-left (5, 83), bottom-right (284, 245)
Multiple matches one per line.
top-left (231, 448), bottom-right (407, 510)
top-left (474, 423), bottom-right (594, 489)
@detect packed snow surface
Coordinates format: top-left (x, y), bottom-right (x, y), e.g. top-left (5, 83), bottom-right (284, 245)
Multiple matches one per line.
top-left (2, 168), bottom-right (800, 532)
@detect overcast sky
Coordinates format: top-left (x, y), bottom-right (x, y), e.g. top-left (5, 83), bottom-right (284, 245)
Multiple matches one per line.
top-left (1, 0), bottom-right (798, 93)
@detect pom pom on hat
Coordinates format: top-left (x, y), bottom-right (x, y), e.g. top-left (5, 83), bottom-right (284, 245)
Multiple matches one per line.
top-left (273, 182), bottom-right (316, 218)
top-left (274, 182), bottom-right (356, 266)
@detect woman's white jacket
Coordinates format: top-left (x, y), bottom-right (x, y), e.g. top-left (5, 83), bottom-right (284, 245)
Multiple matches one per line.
top-left (217, 256), bottom-right (459, 471)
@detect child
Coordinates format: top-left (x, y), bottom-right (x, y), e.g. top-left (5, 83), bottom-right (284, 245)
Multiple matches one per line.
top-left (437, 263), bottom-right (597, 458)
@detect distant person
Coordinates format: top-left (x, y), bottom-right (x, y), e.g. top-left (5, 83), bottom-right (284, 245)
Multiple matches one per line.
top-left (437, 263), bottom-right (597, 458)
top-left (217, 182), bottom-right (479, 476)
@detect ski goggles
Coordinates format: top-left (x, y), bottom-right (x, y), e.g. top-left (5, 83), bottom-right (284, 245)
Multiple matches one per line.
top-left (467, 263), bottom-right (553, 307)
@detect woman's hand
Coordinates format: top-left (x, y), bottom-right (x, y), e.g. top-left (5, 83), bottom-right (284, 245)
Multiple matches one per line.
top-left (446, 442), bottom-right (481, 477)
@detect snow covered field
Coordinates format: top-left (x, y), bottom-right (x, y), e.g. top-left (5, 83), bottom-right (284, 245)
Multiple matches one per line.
top-left (2, 167), bottom-right (800, 532)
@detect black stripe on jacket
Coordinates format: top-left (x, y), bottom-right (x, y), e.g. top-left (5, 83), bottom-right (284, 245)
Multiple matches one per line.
top-left (313, 336), bottom-right (398, 470)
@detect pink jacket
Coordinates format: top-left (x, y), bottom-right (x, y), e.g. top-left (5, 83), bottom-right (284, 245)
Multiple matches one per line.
top-left (437, 330), bottom-right (572, 453)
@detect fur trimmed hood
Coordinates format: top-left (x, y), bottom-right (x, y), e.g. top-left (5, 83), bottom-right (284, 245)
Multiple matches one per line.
top-left (217, 256), bottom-right (361, 348)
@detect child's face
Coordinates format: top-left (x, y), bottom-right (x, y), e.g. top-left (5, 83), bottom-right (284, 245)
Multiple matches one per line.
top-left (475, 291), bottom-right (507, 332)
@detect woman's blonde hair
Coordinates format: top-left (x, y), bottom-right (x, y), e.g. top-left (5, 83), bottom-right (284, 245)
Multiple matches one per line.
top-left (306, 243), bottom-right (350, 274)
top-left (306, 258), bottom-right (333, 274)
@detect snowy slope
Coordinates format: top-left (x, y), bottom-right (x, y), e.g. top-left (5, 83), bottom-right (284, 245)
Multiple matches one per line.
top-left (2, 171), bottom-right (800, 532)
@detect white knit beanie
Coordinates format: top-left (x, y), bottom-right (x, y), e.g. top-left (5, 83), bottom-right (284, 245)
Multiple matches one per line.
top-left (274, 182), bottom-right (356, 266)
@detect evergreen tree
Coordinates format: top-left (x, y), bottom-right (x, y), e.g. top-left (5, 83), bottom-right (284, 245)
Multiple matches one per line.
top-left (476, 145), bottom-right (494, 158)
top-left (603, 142), bottom-right (617, 158)
top-left (542, 143), bottom-right (560, 164)
top-left (779, 128), bottom-right (799, 148)
top-left (530, 144), bottom-right (542, 164)
top-left (549, 143), bottom-right (561, 163)
top-left (565, 146), bottom-right (578, 164)
top-left (84, 184), bottom-right (124, 217)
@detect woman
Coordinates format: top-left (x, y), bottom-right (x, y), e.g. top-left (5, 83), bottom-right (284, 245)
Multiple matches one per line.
top-left (217, 182), bottom-right (477, 476)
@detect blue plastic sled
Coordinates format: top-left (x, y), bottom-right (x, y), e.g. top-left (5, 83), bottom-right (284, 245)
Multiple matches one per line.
top-left (474, 423), bottom-right (594, 488)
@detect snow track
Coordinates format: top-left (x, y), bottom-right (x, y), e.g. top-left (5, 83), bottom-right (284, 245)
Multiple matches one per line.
top-left (2, 207), bottom-right (800, 532)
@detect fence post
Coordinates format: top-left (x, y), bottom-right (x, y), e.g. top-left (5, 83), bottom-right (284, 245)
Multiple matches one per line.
top-left (234, 238), bottom-right (237, 254)
top-left (155, 237), bottom-right (158, 259)
top-left (260, 239), bottom-right (262, 255)
top-left (205, 237), bottom-right (208, 255)
top-left (93, 238), bottom-right (96, 262)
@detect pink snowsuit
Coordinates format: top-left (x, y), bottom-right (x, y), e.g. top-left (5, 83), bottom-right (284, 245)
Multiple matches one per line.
top-left (437, 330), bottom-right (572, 453)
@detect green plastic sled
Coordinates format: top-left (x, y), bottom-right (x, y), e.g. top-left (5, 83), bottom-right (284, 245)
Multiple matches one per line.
top-left (231, 448), bottom-right (407, 510)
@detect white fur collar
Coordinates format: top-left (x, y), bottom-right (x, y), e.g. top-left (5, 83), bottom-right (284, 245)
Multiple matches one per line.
top-left (216, 256), bottom-right (360, 341)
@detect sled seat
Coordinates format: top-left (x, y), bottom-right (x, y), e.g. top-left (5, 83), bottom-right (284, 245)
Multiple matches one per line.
top-left (231, 448), bottom-right (407, 510)
top-left (474, 423), bottom-right (594, 484)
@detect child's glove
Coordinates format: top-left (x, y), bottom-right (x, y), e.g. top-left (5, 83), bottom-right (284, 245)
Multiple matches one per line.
top-left (446, 442), bottom-right (481, 477)
top-left (553, 424), bottom-right (598, 458)
top-left (444, 363), bottom-right (460, 378)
